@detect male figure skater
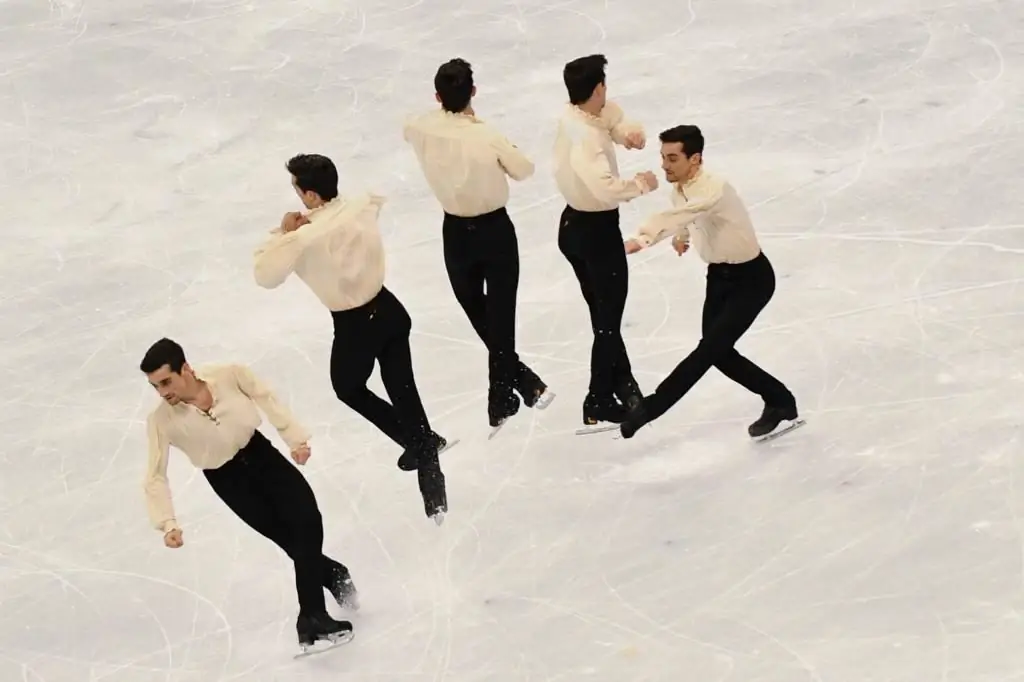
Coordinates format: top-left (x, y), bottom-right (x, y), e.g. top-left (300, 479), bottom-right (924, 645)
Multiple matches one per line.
top-left (253, 154), bottom-right (449, 523)
top-left (404, 57), bottom-right (553, 436)
top-left (553, 53), bottom-right (658, 431)
top-left (621, 125), bottom-right (800, 440)
top-left (140, 338), bottom-right (355, 653)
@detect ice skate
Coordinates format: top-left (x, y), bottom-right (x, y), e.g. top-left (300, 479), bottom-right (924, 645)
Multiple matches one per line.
top-left (327, 566), bottom-right (360, 612)
top-left (418, 454), bottom-right (448, 525)
top-left (614, 376), bottom-right (643, 412)
top-left (487, 387), bottom-right (521, 439)
top-left (619, 400), bottom-right (650, 439)
top-left (397, 432), bottom-right (457, 472)
top-left (517, 368), bottom-right (556, 411)
top-left (748, 404), bottom-right (805, 442)
top-left (575, 393), bottom-right (628, 435)
top-left (294, 612), bottom-right (354, 657)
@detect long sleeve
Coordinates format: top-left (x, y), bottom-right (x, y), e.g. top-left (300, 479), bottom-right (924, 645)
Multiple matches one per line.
top-left (231, 364), bottom-right (311, 449)
top-left (600, 101), bottom-right (644, 147)
top-left (634, 181), bottom-right (725, 248)
top-left (569, 132), bottom-right (648, 205)
top-left (143, 412), bottom-right (179, 533)
top-left (253, 229), bottom-right (305, 288)
top-left (493, 136), bottom-right (535, 181)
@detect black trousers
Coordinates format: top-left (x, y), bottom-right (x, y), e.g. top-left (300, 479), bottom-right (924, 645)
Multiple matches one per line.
top-left (442, 207), bottom-right (538, 395)
top-left (645, 252), bottom-right (794, 420)
top-left (329, 286), bottom-right (433, 450)
top-left (204, 430), bottom-right (346, 617)
top-left (557, 205), bottom-right (637, 399)
top-left (329, 287), bottom-right (445, 511)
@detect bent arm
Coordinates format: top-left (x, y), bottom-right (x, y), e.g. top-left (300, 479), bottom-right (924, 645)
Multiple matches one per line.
top-left (253, 230), bottom-right (305, 289)
top-left (232, 364), bottom-right (312, 449)
top-left (569, 133), bottom-right (648, 205)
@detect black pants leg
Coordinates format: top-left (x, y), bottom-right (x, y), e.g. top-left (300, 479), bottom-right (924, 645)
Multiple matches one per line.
top-left (557, 206), bottom-right (635, 399)
top-left (329, 288), bottom-right (435, 449)
top-left (645, 253), bottom-right (793, 421)
top-left (204, 432), bottom-right (346, 616)
top-left (442, 209), bottom-right (537, 396)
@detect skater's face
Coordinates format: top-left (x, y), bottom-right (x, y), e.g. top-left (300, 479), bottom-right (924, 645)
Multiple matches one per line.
top-left (660, 142), bottom-right (701, 183)
top-left (146, 364), bottom-right (193, 405)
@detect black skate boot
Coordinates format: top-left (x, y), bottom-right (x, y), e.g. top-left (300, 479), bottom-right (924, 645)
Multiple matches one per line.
top-left (397, 431), bottom-right (448, 472)
top-left (614, 376), bottom-right (643, 412)
top-left (516, 366), bottom-right (555, 409)
top-left (488, 386), bottom-right (521, 429)
top-left (417, 450), bottom-right (448, 525)
top-left (326, 565), bottom-right (360, 611)
top-left (296, 612), bottom-right (353, 653)
top-left (748, 403), bottom-right (800, 439)
top-left (582, 393), bottom-right (628, 425)
top-left (619, 399), bottom-right (651, 439)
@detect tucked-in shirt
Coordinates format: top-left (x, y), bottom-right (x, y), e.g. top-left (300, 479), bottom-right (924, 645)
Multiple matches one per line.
top-left (403, 109), bottom-right (535, 217)
top-left (553, 101), bottom-right (651, 212)
top-left (632, 169), bottom-right (762, 264)
top-left (144, 363), bottom-right (311, 534)
top-left (253, 194), bottom-right (387, 311)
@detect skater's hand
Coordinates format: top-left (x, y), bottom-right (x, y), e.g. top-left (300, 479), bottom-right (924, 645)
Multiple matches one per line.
top-left (671, 234), bottom-right (689, 256)
top-left (624, 131), bottom-right (646, 150)
top-left (291, 442), bottom-right (311, 465)
top-left (636, 171), bottom-right (658, 191)
top-left (280, 212), bottom-right (309, 233)
top-left (624, 239), bottom-right (643, 255)
top-left (164, 528), bottom-right (184, 549)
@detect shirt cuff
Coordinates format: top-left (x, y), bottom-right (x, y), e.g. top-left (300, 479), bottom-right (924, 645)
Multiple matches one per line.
top-left (161, 519), bottom-right (181, 533)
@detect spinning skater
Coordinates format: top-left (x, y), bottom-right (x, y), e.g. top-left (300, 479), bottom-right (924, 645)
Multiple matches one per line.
top-left (403, 57), bottom-right (553, 437)
top-left (253, 154), bottom-right (449, 523)
top-left (553, 53), bottom-right (658, 431)
top-left (139, 338), bottom-right (356, 653)
top-left (621, 125), bottom-right (800, 440)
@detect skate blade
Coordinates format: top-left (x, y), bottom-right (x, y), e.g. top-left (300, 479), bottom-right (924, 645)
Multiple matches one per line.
top-left (431, 510), bottom-right (446, 526)
top-left (534, 390), bottom-right (556, 410)
top-left (575, 423), bottom-right (621, 436)
top-left (488, 422), bottom-right (505, 440)
top-left (753, 418), bottom-right (806, 443)
top-left (438, 438), bottom-right (459, 455)
top-left (294, 630), bottom-right (354, 659)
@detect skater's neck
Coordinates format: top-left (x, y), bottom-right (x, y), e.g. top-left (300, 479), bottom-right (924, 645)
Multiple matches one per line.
top-left (185, 381), bottom-right (213, 412)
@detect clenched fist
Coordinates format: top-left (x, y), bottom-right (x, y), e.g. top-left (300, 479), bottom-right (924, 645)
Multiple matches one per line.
top-left (624, 131), bottom-right (646, 150)
top-left (636, 171), bottom-right (658, 192)
top-left (280, 212), bottom-right (310, 233)
top-left (672, 234), bottom-right (690, 256)
top-left (291, 442), bottom-right (312, 465)
top-left (624, 239), bottom-right (643, 255)
top-left (164, 528), bottom-right (184, 549)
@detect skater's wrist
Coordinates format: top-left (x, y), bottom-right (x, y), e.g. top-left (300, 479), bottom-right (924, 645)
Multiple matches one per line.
top-left (161, 519), bottom-right (181, 534)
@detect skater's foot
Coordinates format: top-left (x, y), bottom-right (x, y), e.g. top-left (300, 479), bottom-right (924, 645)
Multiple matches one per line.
top-left (488, 387), bottom-right (520, 428)
top-left (417, 452), bottom-right (448, 525)
top-left (619, 399), bottom-right (651, 439)
top-left (327, 566), bottom-right (359, 611)
top-left (614, 376), bottom-right (643, 412)
top-left (296, 611), bottom-right (353, 649)
top-left (583, 393), bottom-right (628, 425)
top-left (397, 432), bottom-right (447, 472)
top-left (748, 403), bottom-right (799, 438)
top-left (517, 368), bottom-right (554, 409)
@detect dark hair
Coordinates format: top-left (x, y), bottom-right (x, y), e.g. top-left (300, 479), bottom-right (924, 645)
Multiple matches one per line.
top-left (286, 154), bottom-right (339, 201)
top-left (434, 58), bottom-right (474, 113)
top-left (563, 54), bottom-right (607, 105)
top-left (140, 338), bottom-right (187, 374)
top-left (659, 125), bottom-right (705, 158)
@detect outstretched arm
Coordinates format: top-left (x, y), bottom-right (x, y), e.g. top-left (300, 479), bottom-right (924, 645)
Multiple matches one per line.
top-left (143, 413), bottom-right (179, 535)
top-left (601, 101), bottom-right (645, 147)
top-left (493, 134), bottom-right (535, 181)
top-left (630, 182), bottom-right (725, 250)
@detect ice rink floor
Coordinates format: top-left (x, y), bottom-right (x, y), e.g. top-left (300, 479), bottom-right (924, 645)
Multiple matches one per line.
top-left (2, 0), bottom-right (1023, 679)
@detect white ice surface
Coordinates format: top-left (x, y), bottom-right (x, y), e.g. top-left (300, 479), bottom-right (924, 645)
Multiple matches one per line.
top-left (2, 0), bottom-right (1024, 680)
